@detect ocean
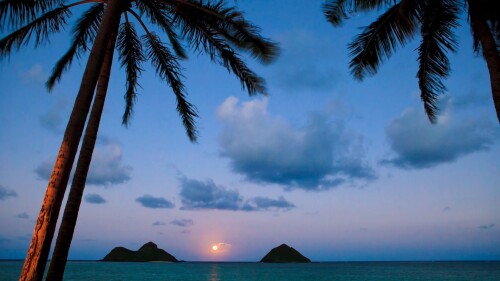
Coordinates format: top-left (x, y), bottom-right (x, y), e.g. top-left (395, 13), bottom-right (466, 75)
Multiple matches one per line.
top-left (1, 261), bottom-right (500, 280)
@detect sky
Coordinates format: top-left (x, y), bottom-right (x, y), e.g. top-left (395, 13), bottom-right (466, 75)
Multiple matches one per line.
top-left (0, 0), bottom-right (499, 262)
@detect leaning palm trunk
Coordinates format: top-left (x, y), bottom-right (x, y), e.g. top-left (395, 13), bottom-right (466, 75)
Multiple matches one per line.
top-left (19, 1), bottom-right (126, 280)
top-left (468, 1), bottom-right (500, 123)
top-left (45, 29), bottom-right (118, 281)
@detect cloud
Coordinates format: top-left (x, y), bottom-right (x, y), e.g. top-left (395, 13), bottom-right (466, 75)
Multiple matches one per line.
top-left (179, 177), bottom-right (242, 210)
top-left (272, 29), bottom-right (339, 92)
top-left (217, 97), bottom-right (375, 191)
top-left (85, 193), bottom-right (106, 204)
top-left (152, 221), bottom-right (167, 226)
top-left (170, 219), bottom-right (194, 227)
top-left (478, 224), bottom-right (495, 230)
top-left (448, 91), bottom-right (491, 110)
top-left (212, 242), bottom-right (231, 253)
top-left (35, 138), bottom-right (132, 186)
top-left (0, 185), bottom-right (17, 200)
top-left (34, 161), bottom-right (53, 181)
top-left (241, 196), bottom-right (295, 211)
top-left (275, 63), bottom-right (338, 93)
top-left (381, 107), bottom-right (497, 169)
top-left (15, 212), bottom-right (29, 219)
top-left (136, 195), bottom-right (175, 209)
top-left (22, 64), bottom-right (46, 84)
top-left (179, 176), bottom-right (296, 211)
top-left (86, 141), bottom-right (132, 185)
top-left (39, 99), bottom-right (68, 134)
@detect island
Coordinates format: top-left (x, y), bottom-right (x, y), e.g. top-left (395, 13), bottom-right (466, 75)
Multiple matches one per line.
top-left (260, 244), bottom-right (311, 263)
top-left (102, 241), bottom-right (178, 262)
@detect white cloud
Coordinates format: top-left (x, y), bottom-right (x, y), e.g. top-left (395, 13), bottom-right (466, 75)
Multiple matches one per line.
top-left (217, 97), bottom-right (375, 191)
top-left (381, 107), bottom-right (497, 169)
top-left (35, 138), bottom-right (132, 186)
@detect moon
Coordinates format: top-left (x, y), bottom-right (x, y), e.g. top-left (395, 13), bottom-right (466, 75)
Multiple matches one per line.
top-left (212, 245), bottom-right (218, 251)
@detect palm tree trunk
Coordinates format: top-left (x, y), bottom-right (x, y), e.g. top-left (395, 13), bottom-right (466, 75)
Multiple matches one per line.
top-left (45, 27), bottom-right (118, 281)
top-left (468, 0), bottom-right (500, 123)
top-left (19, 1), bottom-right (126, 280)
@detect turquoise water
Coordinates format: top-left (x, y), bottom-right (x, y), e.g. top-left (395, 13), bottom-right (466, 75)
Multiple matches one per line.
top-left (1, 261), bottom-right (500, 280)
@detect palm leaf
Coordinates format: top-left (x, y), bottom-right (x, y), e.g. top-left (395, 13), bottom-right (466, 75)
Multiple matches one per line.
top-left (167, 0), bottom-right (267, 95)
top-left (165, 0), bottom-right (278, 64)
top-left (117, 21), bottom-right (145, 126)
top-left (46, 3), bottom-right (104, 90)
top-left (134, 0), bottom-right (187, 59)
top-left (417, 0), bottom-right (459, 122)
top-left (0, 5), bottom-right (71, 58)
top-left (0, 0), bottom-right (65, 28)
top-left (323, 0), bottom-right (352, 26)
top-left (348, 0), bottom-right (420, 80)
top-left (206, 2), bottom-right (279, 64)
top-left (354, 0), bottom-right (390, 11)
top-left (323, 0), bottom-right (391, 26)
top-left (468, 0), bottom-right (500, 55)
top-left (143, 32), bottom-right (198, 142)
top-left (219, 47), bottom-right (267, 95)
top-left (186, 21), bottom-right (266, 95)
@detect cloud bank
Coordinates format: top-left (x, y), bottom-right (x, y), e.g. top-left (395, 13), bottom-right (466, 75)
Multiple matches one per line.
top-left (478, 224), bottom-right (495, 230)
top-left (272, 29), bottom-right (339, 92)
top-left (382, 108), bottom-right (497, 169)
top-left (179, 176), bottom-right (295, 211)
top-left (15, 213), bottom-right (29, 219)
top-left (241, 196), bottom-right (295, 211)
top-left (171, 219), bottom-right (194, 227)
top-left (39, 99), bottom-right (68, 134)
top-left (35, 138), bottom-right (132, 186)
top-left (0, 186), bottom-right (17, 200)
top-left (217, 97), bottom-right (375, 191)
top-left (136, 195), bottom-right (175, 209)
top-left (85, 193), bottom-right (107, 204)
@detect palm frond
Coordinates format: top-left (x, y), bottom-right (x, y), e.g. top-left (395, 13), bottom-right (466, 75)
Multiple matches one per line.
top-left (117, 21), bottom-right (145, 126)
top-left (166, 0), bottom-right (278, 64)
top-left (323, 0), bottom-right (394, 26)
top-left (134, 0), bottom-right (187, 59)
top-left (323, 0), bottom-right (352, 26)
top-left (143, 32), bottom-right (198, 142)
top-left (166, 1), bottom-right (267, 95)
top-left (467, 0), bottom-right (500, 55)
top-left (348, 0), bottom-right (420, 80)
top-left (188, 22), bottom-right (266, 95)
top-left (0, 0), bottom-right (65, 29)
top-left (354, 0), bottom-right (391, 11)
top-left (220, 47), bottom-right (267, 95)
top-left (417, 0), bottom-right (459, 122)
top-left (0, 5), bottom-right (71, 58)
top-left (46, 3), bottom-right (104, 90)
top-left (209, 3), bottom-right (279, 64)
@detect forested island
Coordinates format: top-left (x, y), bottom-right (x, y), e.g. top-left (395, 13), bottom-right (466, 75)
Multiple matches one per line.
top-left (102, 242), bottom-right (178, 262)
top-left (260, 244), bottom-right (311, 263)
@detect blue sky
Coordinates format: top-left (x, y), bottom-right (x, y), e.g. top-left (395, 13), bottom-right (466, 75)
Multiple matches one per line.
top-left (0, 0), bottom-right (499, 262)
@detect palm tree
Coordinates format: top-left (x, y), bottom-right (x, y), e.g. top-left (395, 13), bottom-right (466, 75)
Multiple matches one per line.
top-left (1, 1), bottom-right (278, 280)
top-left (3, 1), bottom-right (127, 280)
top-left (323, 0), bottom-right (500, 123)
top-left (47, 1), bottom-right (278, 280)
top-left (46, 19), bottom-right (119, 281)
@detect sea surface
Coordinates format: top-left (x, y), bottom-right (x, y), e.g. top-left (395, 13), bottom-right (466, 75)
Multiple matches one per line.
top-left (1, 260), bottom-right (500, 281)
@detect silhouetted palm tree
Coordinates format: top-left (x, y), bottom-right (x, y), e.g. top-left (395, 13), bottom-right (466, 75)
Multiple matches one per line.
top-left (323, 0), bottom-right (500, 123)
top-left (1, 1), bottom-right (278, 280)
